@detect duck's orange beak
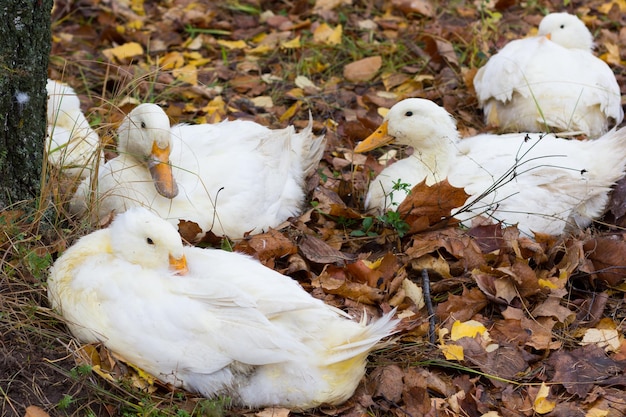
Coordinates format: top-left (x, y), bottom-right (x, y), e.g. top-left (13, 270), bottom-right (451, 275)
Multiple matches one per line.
top-left (148, 141), bottom-right (179, 199)
top-left (169, 254), bottom-right (188, 275)
top-left (354, 120), bottom-right (394, 153)
top-left (545, 33), bottom-right (551, 40)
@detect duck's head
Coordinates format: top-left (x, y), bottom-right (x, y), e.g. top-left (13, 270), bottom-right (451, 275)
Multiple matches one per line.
top-left (109, 207), bottom-right (188, 275)
top-left (117, 103), bottom-right (179, 199)
top-left (538, 13), bottom-right (593, 51)
top-left (354, 98), bottom-right (458, 153)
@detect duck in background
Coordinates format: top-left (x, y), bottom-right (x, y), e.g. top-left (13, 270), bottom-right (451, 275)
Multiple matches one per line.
top-left (355, 98), bottom-right (626, 236)
top-left (70, 103), bottom-right (326, 239)
top-left (46, 79), bottom-right (102, 179)
top-left (47, 207), bottom-right (398, 409)
top-left (473, 12), bottom-right (623, 138)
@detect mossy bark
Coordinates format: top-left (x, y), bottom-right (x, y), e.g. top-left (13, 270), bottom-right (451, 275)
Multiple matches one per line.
top-left (0, 0), bottom-right (52, 209)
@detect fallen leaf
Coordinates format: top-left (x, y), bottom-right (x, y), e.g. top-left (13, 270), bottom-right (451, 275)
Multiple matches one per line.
top-left (391, 0), bottom-right (435, 16)
top-left (313, 23), bottom-right (342, 45)
top-left (24, 406), bottom-right (50, 417)
top-left (450, 320), bottom-right (488, 341)
top-left (397, 179), bottom-right (469, 234)
top-left (343, 56), bottom-right (382, 82)
top-left (102, 42), bottom-right (144, 61)
top-left (580, 328), bottom-right (622, 352)
top-left (532, 382), bottom-right (556, 414)
top-left (255, 407), bottom-right (290, 417)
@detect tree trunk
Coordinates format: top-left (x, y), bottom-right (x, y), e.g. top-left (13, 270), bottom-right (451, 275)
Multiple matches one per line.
top-left (0, 0), bottom-right (53, 209)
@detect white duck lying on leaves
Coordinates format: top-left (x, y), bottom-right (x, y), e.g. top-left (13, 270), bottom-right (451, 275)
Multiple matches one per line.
top-left (47, 207), bottom-right (399, 409)
top-left (355, 98), bottom-right (626, 237)
top-left (46, 79), bottom-right (102, 178)
top-left (70, 103), bottom-right (326, 239)
top-left (473, 12), bottom-right (623, 138)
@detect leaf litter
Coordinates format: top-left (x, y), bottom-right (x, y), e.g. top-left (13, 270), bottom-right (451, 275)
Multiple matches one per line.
top-left (5, 0), bottom-right (626, 415)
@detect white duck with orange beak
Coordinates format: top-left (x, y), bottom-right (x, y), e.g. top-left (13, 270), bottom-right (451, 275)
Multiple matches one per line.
top-left (47, 207), bottom-right (398, 409)
top-left (474, 12), bottom-right (622, 138)
top-left (70, 104), bottom-right (326, 238)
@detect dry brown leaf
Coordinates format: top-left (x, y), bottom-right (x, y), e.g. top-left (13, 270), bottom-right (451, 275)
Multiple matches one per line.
top-left (298, 234), bottom-right (356, 264)
top-left (583, 235), bottom-right (626, 286)
top-left (343, 56), bottom-right (382, 82)
top-left (371, 364), bottom-right (404, 402)
top-left (255, 407), bottom-right (291, 417)
top-left (234, 229), bottom-right (298, 266)
top-left (531, 296), bottom-right (575, 325)
top-left (397, 179), bottom-right (469, 234)
top-left (523, 316), bottom-right (561, 350)
top-left (391, 0), bottom-right (435, 16)
top-left (24, 406), bottom-right (50, 417)
top-left (435, 287), bottom-right (488, 323)
top-left (549, 344), bottom-right (626, 397)
top-left (317, 265), bottom-right (384, 304)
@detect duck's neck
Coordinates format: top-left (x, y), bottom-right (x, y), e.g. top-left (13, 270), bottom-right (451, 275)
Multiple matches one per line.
top-left (406, 127), bottom-right (459, 183)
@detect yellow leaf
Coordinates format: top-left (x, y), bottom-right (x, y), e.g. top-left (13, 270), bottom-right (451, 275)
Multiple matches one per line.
top-left (599, 43), bottom-right (624, 66)
top-left (279, 102), bottom-right (301, 123)
top-left (362, 258), bottom-right (383, 269)
top-left (533, 382), bottom-right (556, 414)
top-left (184, 51), bottom-right (211, 66)
top-left (248, 44), bottom-right (274, 55)
top-left (538, 278), bottom-right (557, 289)
top-left (102, 42), bottom-right (144, 62)
top-left (217, 39), bottom-right (248, 50)
top-left (131, 0), bottom-right (145, 15)
top-left (172, 64), bottom-right (198, 86)
top-left (202, 96), bottom-right (227, 120)
top-left (281, 36), bottom-right (301, 49)
top-left (450, 320), bottom-right (487, 341)
top-left (586, 407), bottom-right (610, 417)
top-left (441, 343), bottom-right (464, 360)
top-left (598, 0), bottom-right (626, 13)
top-left (313, 23), bottom-right (342, 46)
top-left (92, 364), bottom-right (116, 382)
top-left (158, 51), bottom-right (185, 70)
top-left (126, 20), bottom-right (143, 30)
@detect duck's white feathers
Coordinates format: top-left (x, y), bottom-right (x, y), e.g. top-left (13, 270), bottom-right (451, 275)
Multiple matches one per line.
top-left (70, 104), bottom-right (326, 238)
top-left (474, 13), bottom-right (623, 138)
top-left (361, 99), bottom-right (626, 236)
top-left (46, 79), bottom-right (101, 178)
top-left (48, 208), bottom-right (397, 409)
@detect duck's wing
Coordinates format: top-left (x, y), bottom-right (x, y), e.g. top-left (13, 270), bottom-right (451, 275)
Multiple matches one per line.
top-left (474, 37), bottom-right (540, 104)
top-left (450, 130), bottom-right (626, 235)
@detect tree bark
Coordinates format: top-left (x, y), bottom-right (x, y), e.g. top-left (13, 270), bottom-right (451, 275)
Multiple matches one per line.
top-left (0, 0), bottom-right (53, 209)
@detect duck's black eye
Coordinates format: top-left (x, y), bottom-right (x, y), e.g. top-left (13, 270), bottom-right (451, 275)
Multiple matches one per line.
top-left (405, 111), bottom-right (413, 117)
top-left (146, 237), bottom-right (154, 245)
top-left (141, 121), bottom-right (147, 128)
top-left (560, 24), bottom-right (565, 29)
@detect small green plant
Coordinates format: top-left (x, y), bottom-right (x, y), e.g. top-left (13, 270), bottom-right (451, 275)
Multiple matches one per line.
top-left (382, 178), bottom-right (413, 211)
top-left (350, 216), bottom-right (377, 237)
top-left (377, 210), bottom-right (410, 238)
top-left (57, 393), bottom-right (74, 410)
top-left (69, 364), bottom-right (93, 379)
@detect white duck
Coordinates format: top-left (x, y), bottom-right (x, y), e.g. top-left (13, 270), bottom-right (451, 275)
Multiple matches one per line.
top-left (355, 98), bottom-right (626, 236)
top-left (46, 79), bottom-right (102, 179)
top-left (47, 207), bottom-right (398, 409)
top-left (70, 104), bottom-right (326, 238)
top-left (474, 12), bottom-right (623, 138)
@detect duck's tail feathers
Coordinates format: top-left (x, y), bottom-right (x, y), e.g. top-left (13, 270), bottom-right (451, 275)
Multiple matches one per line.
top-left (592, 127), bottom-right (626, 184)
top-left (325, 308), bottom-right (400, 366)
top-left (299, 112), bottom-right (327, 178)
